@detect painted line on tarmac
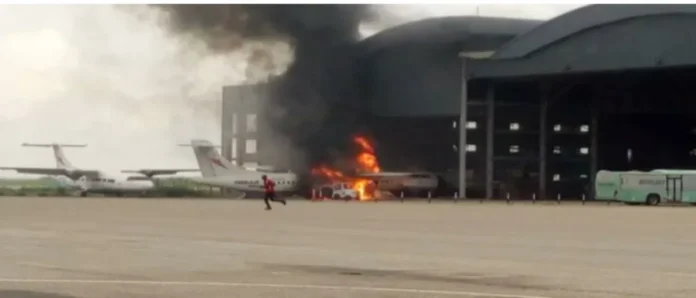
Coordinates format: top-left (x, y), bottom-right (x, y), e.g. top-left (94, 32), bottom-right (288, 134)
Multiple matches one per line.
top-left (0, 278), bottom-right (552, 298)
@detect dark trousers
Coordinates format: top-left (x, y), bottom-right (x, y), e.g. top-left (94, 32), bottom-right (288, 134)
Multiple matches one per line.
top-left (264, 191), bottom-right (278, 208)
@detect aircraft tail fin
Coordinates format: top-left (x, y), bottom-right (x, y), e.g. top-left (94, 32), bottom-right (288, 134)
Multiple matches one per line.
top-left (179, 139), bottom-right (248, 177)
top-left (22, 143), bottom-right (86, 169)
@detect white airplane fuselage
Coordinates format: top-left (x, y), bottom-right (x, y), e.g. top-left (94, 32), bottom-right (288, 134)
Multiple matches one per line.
top-left (76, 172), bottom-right (155, 195)
top-left (358, 172), bottom-right (439, 195)
top-left (173, 139), bottom-right (301, 195)
top-left (186, 172), bottom-right (298, 193)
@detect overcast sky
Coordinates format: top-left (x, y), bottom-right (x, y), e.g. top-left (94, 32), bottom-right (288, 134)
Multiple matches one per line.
top-left (0, 4), bottom-right (585, 178)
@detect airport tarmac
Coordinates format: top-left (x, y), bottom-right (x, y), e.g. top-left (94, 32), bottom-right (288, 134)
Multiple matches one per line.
top-left (0, 197), bottom-right (695, 298)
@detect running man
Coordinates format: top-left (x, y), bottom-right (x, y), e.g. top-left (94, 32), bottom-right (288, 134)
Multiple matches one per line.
top-left (262, 174), bottom-right (286, 210)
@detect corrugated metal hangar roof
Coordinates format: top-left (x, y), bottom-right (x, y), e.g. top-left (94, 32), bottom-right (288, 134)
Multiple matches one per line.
top-left (358, 16), bottom-right (543, 55)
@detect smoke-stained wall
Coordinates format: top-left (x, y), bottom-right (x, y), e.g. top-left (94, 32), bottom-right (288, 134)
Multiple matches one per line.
top-left (222, 78), bottom-right (307, 170)
top-left (221, 82), bottom-right (270, 165)
top-left (364, 43), bottom-right (464, 117)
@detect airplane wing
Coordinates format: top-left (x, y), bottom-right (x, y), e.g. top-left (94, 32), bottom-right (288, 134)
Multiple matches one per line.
top-left (0, 167), bottom-right (100, 178)
top-left (357, 172), bottom-right (412, 177)
top-left (121, 169), bottom-right (200, 177)
top-left (68, 169), bottom-right (101, 178)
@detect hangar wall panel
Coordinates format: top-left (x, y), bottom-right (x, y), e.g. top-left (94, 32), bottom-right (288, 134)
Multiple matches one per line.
top-left (221, 83), bottom-right (273, 166)
top-left (366, 44), bottom-right (464, 117)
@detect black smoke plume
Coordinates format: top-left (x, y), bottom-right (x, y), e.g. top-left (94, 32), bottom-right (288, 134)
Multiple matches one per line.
top-left (153, 4), bottom-right (374, 173)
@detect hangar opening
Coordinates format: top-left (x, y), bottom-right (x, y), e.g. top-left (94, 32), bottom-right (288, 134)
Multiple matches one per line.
top-left (595, 68), bottom-right (696, 172)
top-left (488, 68), bottom-right (696, 200)
top-left (464, 69), bottom-right (696, 201)
top-left (468, 4), bottom-right (696, 200)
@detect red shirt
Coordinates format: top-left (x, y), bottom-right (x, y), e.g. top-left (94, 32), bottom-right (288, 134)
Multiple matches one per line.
top-left (264, 179), bottom-right (275, 193)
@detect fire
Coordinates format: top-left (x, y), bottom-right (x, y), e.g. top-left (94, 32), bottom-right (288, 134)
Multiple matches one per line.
top-left (311, 135), bottom-right (381, 201)
top-left (353, 136), bottom-right (380, 173)
top-left (353, 136), bottom-right (375, 152)
top-left (311, 166), bottom-right (345, 179)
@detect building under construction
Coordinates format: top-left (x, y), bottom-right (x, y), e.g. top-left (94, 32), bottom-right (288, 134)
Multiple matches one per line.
top-left (222, 4), bottom-right (696, 200)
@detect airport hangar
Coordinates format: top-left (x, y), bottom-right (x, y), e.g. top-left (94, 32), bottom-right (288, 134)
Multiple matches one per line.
top-left (221, 4), bottom-right (696, 200)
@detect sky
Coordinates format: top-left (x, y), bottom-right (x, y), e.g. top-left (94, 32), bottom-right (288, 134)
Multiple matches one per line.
top-left (0, 4), bottom-right (585, 178)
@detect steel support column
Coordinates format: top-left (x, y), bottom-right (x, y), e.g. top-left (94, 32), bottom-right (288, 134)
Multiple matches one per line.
top-left (458, 57), bottom-right (469, 199)
top-left (590, 108), bottom-right (598, 200)
top-left (539, 86), bottom-right (549, 200)
top-left (485, 84), bottom-right (495, 199)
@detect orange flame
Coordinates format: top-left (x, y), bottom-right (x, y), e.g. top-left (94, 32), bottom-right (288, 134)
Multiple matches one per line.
top-left (353, 136), bottom-right (381, 173)
top-left (311, 135), bottom-right (381, 201)
top-left (311, 166), bottom-right (345, 179)
top-left (353, 136), bottom-right (375, 153)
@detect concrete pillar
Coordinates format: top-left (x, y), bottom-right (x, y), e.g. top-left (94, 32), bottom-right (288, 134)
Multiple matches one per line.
top-left (485, 84), bottom-right (495, 199)
top-left (590, 108), bottom-right (598, 200)
top-left (458, 57), bottom-right (469, 199)
top-left (539, 86), bottom-right (549, 200)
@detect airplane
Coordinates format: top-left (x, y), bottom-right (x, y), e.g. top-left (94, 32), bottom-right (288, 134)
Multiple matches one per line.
top-left (121, 168), bottom-right (199, 179)
top-left (180, 139), bottom-right (299, 194)
top-left (0, 143), bottom-right (158, 197)
top-left (356, 172), bottom-right (439, 197)
top-left (120, 161), bottom-right (277, 178)
top-left (128, 139), bottom-right (299, 195)
top-left (47, 175), bottom-right (80, 190)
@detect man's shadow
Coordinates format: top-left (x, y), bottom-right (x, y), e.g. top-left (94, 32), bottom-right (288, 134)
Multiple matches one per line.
top-left (0, 290), bottom-right (76, 298)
